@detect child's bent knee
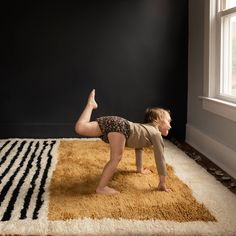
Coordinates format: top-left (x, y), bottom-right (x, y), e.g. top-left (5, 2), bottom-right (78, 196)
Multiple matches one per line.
top-left (75, 122), bottom-right (85, 135)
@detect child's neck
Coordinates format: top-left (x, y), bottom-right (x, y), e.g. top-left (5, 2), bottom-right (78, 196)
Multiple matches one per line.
top-left (151, 121), bottom-right (160, 130)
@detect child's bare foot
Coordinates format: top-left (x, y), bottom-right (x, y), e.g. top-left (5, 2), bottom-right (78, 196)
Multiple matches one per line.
top-left (96, 186), bottom-right (120, 195)
top-left (87, 89), bottom-right (98, 109)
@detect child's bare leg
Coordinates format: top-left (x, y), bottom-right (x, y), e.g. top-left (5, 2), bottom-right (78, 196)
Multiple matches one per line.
top-left (75, 89), bottom-right (102, 137)
top-left (96, 132), bottom-right (126, 195)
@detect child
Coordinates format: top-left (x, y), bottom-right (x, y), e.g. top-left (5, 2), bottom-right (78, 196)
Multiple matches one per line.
top-left (75, 89), bottom-right (172, 195)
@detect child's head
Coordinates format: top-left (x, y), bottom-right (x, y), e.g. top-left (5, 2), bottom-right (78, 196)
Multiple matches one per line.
top-left (144, 107), bottom-right (171, 136)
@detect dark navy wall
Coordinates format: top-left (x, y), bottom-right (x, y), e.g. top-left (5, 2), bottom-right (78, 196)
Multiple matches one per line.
top-left (0, 0), bottom-right (188, 140)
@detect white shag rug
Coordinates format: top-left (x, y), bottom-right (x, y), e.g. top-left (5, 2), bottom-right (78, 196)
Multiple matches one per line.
top-left (0, 138), bottom-right (236, 236)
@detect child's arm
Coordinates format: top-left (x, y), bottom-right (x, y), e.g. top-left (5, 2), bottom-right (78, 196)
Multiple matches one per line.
top-left (135, 148), bottom-right (143, 172)
top-left (151, 134), bottom-right (171, 192)
top-left (135, 148), bottom-right (151, 174)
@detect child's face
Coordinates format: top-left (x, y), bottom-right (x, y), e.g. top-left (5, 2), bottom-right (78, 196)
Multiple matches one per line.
top-left (158, 116), bottom-right (171, 136)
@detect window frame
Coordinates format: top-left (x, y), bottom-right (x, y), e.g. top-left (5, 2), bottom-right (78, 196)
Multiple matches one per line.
top-left (201, 0), bottom-right (236, 122)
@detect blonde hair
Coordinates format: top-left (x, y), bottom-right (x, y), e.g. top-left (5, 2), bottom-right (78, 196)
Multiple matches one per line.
top-left (144, 107), bottom-right (170, 124)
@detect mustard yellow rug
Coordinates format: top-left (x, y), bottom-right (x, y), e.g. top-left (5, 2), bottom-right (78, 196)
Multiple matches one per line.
top-left (0, 138), bottom-right (236, 235)
top-left (49, 140), bottom-right (215, 222)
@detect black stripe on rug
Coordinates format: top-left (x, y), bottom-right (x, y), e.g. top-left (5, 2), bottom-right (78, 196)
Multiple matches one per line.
top-left (1, 141), bottom-right (35, 221)
top-left (0, 140), bottom-right (11, 152)
top-left (33, 141), bottom-right (56, 219)
top-left (20, 141), bottom-right (47, 219)
top-left (0, 140), bottom-right (19, 166)
top-left (0, 140), bottom-right (57, 221)
top-left (0, 140), bottom-right (28, 205)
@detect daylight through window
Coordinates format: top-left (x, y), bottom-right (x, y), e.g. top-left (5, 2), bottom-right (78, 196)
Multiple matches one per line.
top-left (219, 0), bottom-right (236, 101)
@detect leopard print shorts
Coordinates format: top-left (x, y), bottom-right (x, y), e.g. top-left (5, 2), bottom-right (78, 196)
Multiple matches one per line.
top-left (97, 116), bottom-right (130, 143)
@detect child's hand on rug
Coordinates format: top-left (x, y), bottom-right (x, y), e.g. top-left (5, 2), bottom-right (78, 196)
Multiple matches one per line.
top-left (157, 183), bottom-right (172, 192)
top-left (158, 175), bottom-right (171, 192)
top-left (137, 168), bottom-right (152, 175)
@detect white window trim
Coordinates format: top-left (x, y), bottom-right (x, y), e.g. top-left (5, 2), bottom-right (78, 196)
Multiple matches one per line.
top-left (201, 0), bottom-right (236, 122)
top-left (200, 96), bottom-right (236, 121)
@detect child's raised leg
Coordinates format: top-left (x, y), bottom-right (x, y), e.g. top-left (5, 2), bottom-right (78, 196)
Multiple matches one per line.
top-left (96, 132), bottom-right (126, 195)
top-left (75, 89), bottom-right (102, 137)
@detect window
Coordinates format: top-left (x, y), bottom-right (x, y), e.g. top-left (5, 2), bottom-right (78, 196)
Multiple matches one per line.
top-left (201, 0), bottom-right (236, 122)
top-left (219, 0), bottom-right (236, 101)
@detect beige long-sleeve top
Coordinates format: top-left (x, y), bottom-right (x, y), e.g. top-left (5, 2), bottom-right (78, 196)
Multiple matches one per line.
top-left (126, 121), bottom-right (167, 176)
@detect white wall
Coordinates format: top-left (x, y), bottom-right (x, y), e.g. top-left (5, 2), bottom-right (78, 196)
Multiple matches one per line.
top-left (187, 0), bottom-right (236, 178)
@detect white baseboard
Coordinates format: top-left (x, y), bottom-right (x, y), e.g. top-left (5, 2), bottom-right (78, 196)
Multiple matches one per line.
top-left (186, 124), bottom-right (236, 179)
